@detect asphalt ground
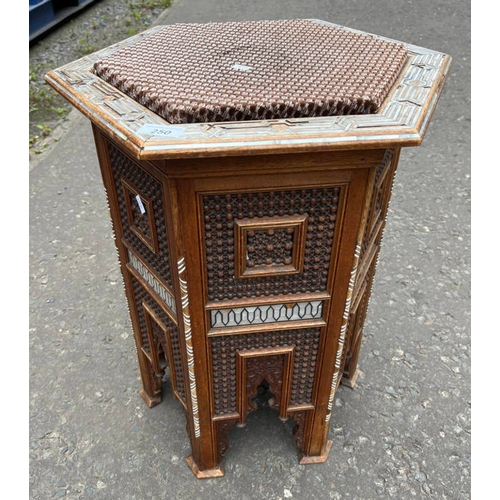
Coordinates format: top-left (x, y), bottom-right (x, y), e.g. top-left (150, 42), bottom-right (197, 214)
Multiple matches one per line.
top-left (28, 1), bottom-right (471, 498)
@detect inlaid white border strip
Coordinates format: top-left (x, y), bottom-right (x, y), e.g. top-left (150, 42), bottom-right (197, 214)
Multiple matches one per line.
top-left (325, 243), bottom-right (361, 422)
top-left (210, 300), bottom-right (323, 328)
top-left (127, 250), bottom-right (176, 314)
top-left (177, 257), bottom-right (201, 438)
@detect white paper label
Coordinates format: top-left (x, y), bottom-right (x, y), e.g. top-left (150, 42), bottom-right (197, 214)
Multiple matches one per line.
top-left (232, 64), bottom-right (252, 71)
top-left (135, 195), bottom-right (146, 215)
top-left (137, 124), bottom-right (186, 138)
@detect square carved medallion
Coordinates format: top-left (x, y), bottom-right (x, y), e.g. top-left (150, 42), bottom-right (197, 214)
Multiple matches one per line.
top-left (234, 215), bottom-right (308, 278)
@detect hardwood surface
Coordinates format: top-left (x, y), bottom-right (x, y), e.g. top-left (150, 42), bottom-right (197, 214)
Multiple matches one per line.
top-left (45, 19), bottom-right (450, 478)
top-left (91, 125), bottom-right (403, 475)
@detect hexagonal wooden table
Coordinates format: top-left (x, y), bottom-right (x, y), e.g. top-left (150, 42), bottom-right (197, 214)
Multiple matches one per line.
top-left (45, 19), bottom-right (451, 478)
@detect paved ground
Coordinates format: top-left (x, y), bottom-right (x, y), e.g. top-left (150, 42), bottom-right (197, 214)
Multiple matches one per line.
top-left (29, 1), bottom-right (470, 498)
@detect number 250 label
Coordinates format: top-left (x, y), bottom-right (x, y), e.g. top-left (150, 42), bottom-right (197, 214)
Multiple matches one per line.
top-left (137, 124), bottom-right (186, 138)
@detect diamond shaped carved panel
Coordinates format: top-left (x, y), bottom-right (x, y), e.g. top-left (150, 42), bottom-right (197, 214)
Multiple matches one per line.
top-left (121, 177), bottom-right (159, 254)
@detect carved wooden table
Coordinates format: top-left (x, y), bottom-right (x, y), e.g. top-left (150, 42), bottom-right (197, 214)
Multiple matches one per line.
top-left (45, 19), bottom-right (451, 478)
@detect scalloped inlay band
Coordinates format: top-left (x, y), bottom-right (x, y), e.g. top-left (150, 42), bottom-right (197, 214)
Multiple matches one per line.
top-left (210, 301), bottom-right (324, 328)
top-left (128, 250), bottom-right (176, 315)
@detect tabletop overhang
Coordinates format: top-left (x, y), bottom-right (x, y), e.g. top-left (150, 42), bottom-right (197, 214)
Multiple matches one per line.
top-left (45, 19), bottom-right (452, 160)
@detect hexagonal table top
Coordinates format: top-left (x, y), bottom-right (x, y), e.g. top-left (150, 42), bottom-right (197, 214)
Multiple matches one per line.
top-left (45, 19), bottom-right (452, 159)
top-left (91, 19), bottom-right (408, 124)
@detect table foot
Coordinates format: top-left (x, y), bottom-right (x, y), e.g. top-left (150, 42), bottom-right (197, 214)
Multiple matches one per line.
top-left (185, 456), bottom-right (224, 479)
top-left (341, 369), bottom-right (361, 389)
top-left (139, 389), bottom-right (161, 408)
top-left (298, 440), bottom-right (333, 464)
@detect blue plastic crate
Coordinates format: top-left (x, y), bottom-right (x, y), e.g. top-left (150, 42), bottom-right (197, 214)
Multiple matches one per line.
top-left (29, 0), bottom-right (55, 37)
top-left (53, 0), bottom-right (89, 6)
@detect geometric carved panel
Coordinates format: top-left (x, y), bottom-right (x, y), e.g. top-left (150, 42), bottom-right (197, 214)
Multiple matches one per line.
top-left (130, 275), bottom-right (186, 404)
top-left (210, 327), bottom-right (321, 416)
top-left (202, 187), bottom-right (341, 302)
top-left (108, 142), bottom-right (174, 290)
top-left (234, 215), bottom-right (307, 278)
top-left (122, 177), bottom-right (159, 254)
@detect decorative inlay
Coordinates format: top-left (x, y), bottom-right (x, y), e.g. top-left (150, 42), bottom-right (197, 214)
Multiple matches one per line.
top-left (210, 301), bottom-right (323, 328)
top-left (177, 257), bottom-right (201, 438)
top-left (43, 17), bottom-right (452, 473)
top-left (234, 215), bottom-right (308, 278)
top-left (128, 250), bottom-right (176, 314)
top-left (325, 243), bottom-right (361, 422)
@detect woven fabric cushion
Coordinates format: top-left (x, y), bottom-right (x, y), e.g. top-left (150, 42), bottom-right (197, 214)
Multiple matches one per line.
top-left (93, 19), bottom-right (408, 124)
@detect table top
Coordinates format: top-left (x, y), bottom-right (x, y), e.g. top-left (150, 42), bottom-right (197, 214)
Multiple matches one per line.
top-left (45, 19), bottom-right (452, 160)
top-left (92, 20), bottom-right (408, 124)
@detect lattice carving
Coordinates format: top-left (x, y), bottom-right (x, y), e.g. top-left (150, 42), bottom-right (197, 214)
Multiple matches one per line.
top-left (359, 149), bottom-right (395, 265)
top-left (203, 188), bottom-right (340, 301)
top-left (210, 328), bottom-right (320, 416)
top-left (93, 20), bottom-right (407, 123)
top-left (247, 229), bottom-right (293, 267)
top-left (291, 412), bottom-right (306, 452)
top-left (130, 276), bottom-right (186, 403)
top-left (252, 228), bottom-right (294, 267)
top-left (245, 355), bottom-right (284, 413)
top-left (217, 419), bottom-right (236, 458)
top-left (42, 17), bottom-right (453, 475)
top-left (108, 142), bottom-right (174, 290)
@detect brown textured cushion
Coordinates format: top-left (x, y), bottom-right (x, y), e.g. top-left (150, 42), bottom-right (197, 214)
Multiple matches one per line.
top-left (93, 19), bottom-right (408, 124)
